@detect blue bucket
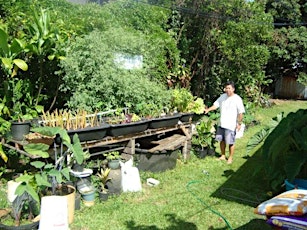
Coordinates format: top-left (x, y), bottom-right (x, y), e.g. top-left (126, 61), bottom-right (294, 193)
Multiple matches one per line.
top-left (285, 179), bottom-right (307, 191)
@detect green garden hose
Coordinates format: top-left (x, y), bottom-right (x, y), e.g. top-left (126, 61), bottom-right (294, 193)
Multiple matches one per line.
top-left (186, 179), bottom-right (233, 230)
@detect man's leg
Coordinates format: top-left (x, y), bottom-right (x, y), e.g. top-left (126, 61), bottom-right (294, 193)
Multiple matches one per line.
top-left (227, 144), bottom-right (235, 164)
top-left (219, 141), bottom-right (227, 160)
top-left (216, 127), bottom-right (226, 160)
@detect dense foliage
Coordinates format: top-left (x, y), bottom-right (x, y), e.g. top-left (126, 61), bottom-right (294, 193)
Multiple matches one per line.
top-left (173, 0), bottom-right (274, 104)
top-left (60, 28), bottom-right (172, 113)
top-left (0, 0), bottom-right (306, 115)
top-left (266, 0), bottom-right (307, 87)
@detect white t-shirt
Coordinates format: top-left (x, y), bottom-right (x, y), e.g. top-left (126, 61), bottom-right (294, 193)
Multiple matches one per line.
top-left (213, 93), bottom-right (245, 131)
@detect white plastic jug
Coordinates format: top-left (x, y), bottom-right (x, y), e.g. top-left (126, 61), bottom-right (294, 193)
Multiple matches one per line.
top-left (120, 158), bottom-right (142, 192)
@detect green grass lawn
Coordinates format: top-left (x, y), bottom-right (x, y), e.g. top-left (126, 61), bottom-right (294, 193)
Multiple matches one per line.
top-left (0, 100), bottom-right (306, 229)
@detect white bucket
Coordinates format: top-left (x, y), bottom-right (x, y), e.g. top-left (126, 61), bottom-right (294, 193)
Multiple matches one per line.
top-left (39, 196), bottom-right (68, 230)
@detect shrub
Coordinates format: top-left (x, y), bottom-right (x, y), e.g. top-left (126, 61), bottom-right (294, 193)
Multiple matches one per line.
top-left (59, 28), bottom-right (172, 113)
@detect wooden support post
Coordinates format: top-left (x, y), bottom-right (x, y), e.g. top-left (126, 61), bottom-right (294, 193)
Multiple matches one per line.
top-left (123, 139), bottom-right (135, 155)
top-left (182, 140), bottom-right (188, 161)
top-left (180, 125), bottom-right (191, 139)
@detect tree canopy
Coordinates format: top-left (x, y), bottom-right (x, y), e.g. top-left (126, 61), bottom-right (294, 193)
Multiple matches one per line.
top-left (0, 0), bottom-right (306, 116)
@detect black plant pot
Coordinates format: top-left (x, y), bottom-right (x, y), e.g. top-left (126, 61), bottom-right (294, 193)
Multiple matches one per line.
top-left (107, 120), bottom-right (148, 137)
top-left (192, 114), bottom-right (204, 122)
top-left (198, 149), bottom-right (208, 159)
top-left (67, 123), bottom-right (110, 142)
top-left (148, 114), bottom-right (181, 129)
top-left (10, 121), bottom-right (31, 141)
top-left (179, 113), bottom-right (194, 123)
top-left (98, 190), bottom-right (109, 201)
top-left (75, 193), bottom-right (81, 210)
top-left (136, 150), bottom-right (178, 172)
top-left (0, 221), bottom-right (39, 230)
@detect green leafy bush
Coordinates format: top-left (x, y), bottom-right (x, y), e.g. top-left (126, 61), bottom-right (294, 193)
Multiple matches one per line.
top-left (170, 88), bottom-right (205, 114)
top-left (60, 28), bottom-right (172, 113)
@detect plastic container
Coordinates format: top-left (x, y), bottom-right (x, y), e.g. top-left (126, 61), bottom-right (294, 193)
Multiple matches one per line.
top-left (146, 178), bottom-right (160, 186)
top-left (285, 179), bottom-right (307, 191)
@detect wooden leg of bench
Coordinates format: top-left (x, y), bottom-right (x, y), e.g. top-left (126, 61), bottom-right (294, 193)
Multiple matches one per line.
top-left (182, 140), bottom-right (188, 161)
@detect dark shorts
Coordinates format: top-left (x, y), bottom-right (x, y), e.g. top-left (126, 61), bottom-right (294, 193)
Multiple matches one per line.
top-left (215, 127), bottom-right (236, 145)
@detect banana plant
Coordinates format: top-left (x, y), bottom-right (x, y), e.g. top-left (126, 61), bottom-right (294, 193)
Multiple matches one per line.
top-left (0, 26), bottom-right (28, 77)
top-left (0, 26), bottom-right (29, 162)
top-left (26, 7), bottom-right (66, 106)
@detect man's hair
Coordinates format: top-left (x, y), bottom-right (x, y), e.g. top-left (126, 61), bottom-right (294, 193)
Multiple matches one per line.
top-left (224, 81), bottom-right (235, 89)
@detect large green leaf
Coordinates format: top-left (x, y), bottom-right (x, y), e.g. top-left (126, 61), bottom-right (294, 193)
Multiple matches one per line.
top-left (24, 143), bottom-right (50, 158)
top-left (35, 173), bottom-right (51, 187)
top-left (31, 126), bottom-right (61, 137)
top-left (48, 169), bottom-right (62, 183)
top-left (14, 182), bottom-right (27, 196)
top-left (292, 128), bottom-right (307, 151)
top-left (284, 151), bottom-right (306, 182)
top-left (72, 134), bottom-right (84, 165)
top-left (13, 59), bottom-right (28, 71)
top-left (30, 160), bottom-right (46, 169)
top-left (10, 39), bottom-right (25, 55)
top-left (1, 57), bottom-right (13, 69)
top-left (0, 144), bottom-right (8, 163)
top-left (15, 181), bottom-right (40, 203)
top-left (262, 109), bottom-right (307, 191)
top-left (61, 168), bottom-right (70, 181)
top-left (0, 27), bottom-right (9, 55)
top-left (246, 127), bottom-right (270, 155)
top-left (58, 128), bottom-right (71, 145)
top-left (25, 183), bottom-right (40, 203)
top-left (15, 174), bottom-right (34, 184)
top-left (44, 163), bottom-right (54, 169)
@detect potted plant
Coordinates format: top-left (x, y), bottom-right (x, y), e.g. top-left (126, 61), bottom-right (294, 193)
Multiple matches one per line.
top-left (103, 151), bottom-right (121, 169)
top-left (14, 160), bottom-right (76, 225)
top-left (192, 115), bottom-right (217, 158)
top-left (106, 109), bottom-right (148, 137)
top-left (96, 167), bottom-right (111, 201)
top-left (170, 88), bottom-right (205, 123)
top-left (147, 110), bottom-right (182, 129)
top-left (0, 185), bottom-right (40, 229)
top-left (41, 109), bottom-right (110, 142)
top-left (14, 126), bottom-right (90, 224)
top-left (0, 26), bottom-right (43, 142)
top-left (3, 78), bottom-right (44, 141)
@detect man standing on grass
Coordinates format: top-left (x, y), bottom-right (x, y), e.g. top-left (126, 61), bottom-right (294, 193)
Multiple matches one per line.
top-left (204, 81), bottom-right (245, 164)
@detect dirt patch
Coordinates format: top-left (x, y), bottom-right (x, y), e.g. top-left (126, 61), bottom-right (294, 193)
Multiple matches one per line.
top-left (269, 99), bottom-right (288, 105)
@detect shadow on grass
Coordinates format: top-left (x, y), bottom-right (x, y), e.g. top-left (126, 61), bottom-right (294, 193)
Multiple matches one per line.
top-left (211, 148), bottom-right (272, 206)
top-left (210, 149), bottom-right (273, 230)
top-left (125, 213), bottom-right (197, 230)
top-left (234, 218), bottom-right (269, 230)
